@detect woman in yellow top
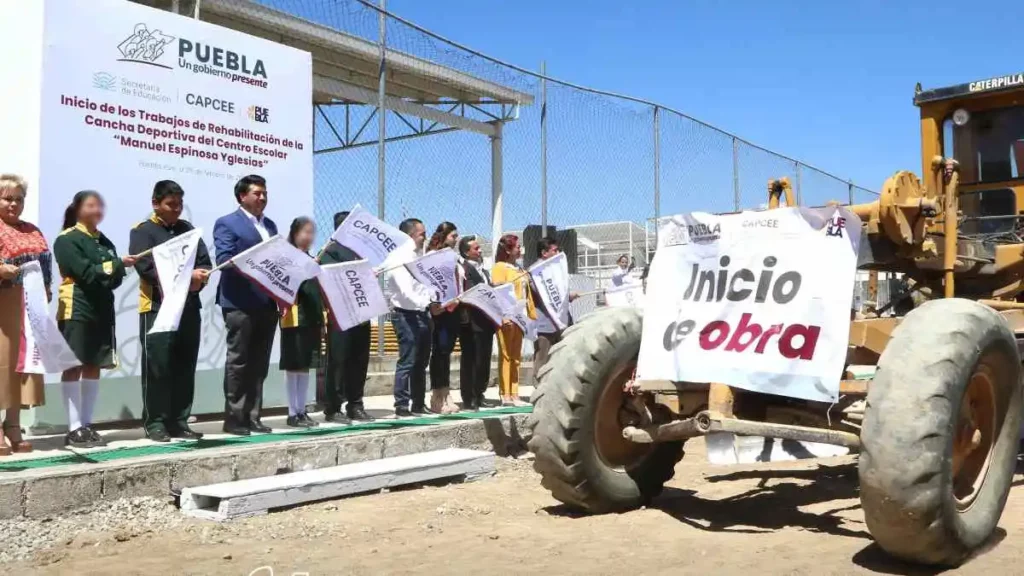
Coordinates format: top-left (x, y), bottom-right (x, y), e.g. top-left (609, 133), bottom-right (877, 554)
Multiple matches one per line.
top-left (490, 234), bottom-right (536, 406)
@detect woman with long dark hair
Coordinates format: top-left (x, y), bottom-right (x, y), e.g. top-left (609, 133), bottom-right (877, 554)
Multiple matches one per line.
top-left (279, 217), bottom-right (322, 428)
top-left (53, 190), bottom-right (136, 448)
top-left (426, 221), bottom-right (460, 414)
top-left (490, 234), bottom-right (536, 406)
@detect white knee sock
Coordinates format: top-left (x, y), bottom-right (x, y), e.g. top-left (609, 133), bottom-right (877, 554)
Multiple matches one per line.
top-left (285, 372), bottom-right (299, 416)
top-left (62, 381), bottom-right (83, 431)
top-left (80, 378), bottom-right (99, 427)
top-left (294, 372), bottom-right (310, 415)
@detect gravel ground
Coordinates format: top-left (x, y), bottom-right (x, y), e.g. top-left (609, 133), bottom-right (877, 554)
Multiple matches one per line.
top-left (0, 497), bottom-right (186, 564)
top-left (5, 443), bottom-right (1024, 574)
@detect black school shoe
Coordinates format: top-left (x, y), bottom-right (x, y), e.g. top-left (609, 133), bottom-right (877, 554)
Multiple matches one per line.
top-left (86, 427), bottom-right (107, 447)
top-left (286, 414), bottom-right (318, 428)
top-left (64, 427), bottom-right (96, 449)
top-left (146, 428), bottom-right (171, 443)
top-left (347, 407), bottom-right (375, 422)
top-left (394, 407), bottom-right (413, 417)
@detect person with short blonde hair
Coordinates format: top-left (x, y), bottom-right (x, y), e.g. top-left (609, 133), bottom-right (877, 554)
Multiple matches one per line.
top-left (0, 175), bottom-right (52, 455)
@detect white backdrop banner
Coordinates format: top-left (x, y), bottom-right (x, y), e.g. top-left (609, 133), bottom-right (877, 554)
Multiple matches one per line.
top-left (637, 207), bottom-right (861, 403)
top-left (26, 0), bottom-right (313, 377)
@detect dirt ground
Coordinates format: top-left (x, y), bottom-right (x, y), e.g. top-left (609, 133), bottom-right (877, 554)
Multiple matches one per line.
top-left (11, 440), bottom-right (1024, 576)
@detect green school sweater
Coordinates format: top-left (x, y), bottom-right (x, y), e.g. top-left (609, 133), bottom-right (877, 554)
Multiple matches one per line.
top-left (54, 223), bottom-right (126, 324)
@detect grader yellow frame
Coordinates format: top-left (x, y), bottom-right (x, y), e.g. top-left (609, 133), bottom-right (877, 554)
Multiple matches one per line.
top-left (527, 72), bottom-right (1024, 568)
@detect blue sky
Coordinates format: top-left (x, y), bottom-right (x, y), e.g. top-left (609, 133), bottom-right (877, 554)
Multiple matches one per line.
top-left (292, 0), bottom-right (1022, 242)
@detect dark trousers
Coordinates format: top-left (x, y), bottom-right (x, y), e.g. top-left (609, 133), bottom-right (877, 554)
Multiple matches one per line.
top-left (222, 306), bottom-right (278, 427)
top-left (429, 312), bottom-right (459, 391)
top-left (392, 309), bottom-right (432, 409)
top-left (459, 321), bottom-right (495, 405)
top-left (535, 330), bottom-right (563, 374)
top-left (139, 304), bottom-right (201, 434)
top-left (326, 321), bottom-right (371, 415)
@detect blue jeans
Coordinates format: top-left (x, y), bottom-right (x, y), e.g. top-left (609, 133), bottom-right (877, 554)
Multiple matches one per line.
top-left (392, 309), bottom-right (433, 409)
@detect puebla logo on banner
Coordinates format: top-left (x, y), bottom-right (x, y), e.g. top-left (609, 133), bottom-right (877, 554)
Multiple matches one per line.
top-left (117, 22), bottom-right (269, 88)
top-left (637, 207), bottom-right (862, 403)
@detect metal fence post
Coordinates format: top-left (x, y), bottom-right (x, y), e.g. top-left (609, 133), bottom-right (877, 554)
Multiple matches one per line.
top-left (794, 162), bottom-right (802, 205)
top-left (376, 0), bottom-right (387, 357)
top-left (653, 106), bottom-right (661, 246)
top-left (848, 180), bottom-right (854, 204)
top-left (732, 137), bottom-right (740, 211)
top-left (540, 61), bottom-right (548, 237)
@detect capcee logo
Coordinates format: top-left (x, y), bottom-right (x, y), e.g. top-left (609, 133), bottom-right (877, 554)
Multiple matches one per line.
top-left (93, 72), bottom-right (117, 91)
top-left (117, 24), bottom-right (175, 69)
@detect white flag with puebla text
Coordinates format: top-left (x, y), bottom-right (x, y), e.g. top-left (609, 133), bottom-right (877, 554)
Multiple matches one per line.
top-left (231, 235), bottom-right (322, 307)
top-left (319, 260), bottom-right (389, 331)
top-left (330, 204), bottom-right (413, 268)
top-left (529, 252), bottom-right (571, 332)
top-left (405, 248), bottom-right (460, 304)
top-left (149, 228), bottom-right (203, 334)
top-left (604, 283), bottom-right (645, 309)
top-left (17, 261), bottom-right (80, 374)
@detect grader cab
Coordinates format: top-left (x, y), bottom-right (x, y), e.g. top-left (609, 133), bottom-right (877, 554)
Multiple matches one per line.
top-left (527, 72), bottom-right (1024, 567)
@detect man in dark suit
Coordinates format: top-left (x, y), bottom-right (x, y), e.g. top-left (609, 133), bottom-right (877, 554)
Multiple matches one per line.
top-left (213, 174), bottom-right (278, 436)
top-left (320, 211), bottom-right (374, 422)
top-left (457, 235), bottom-right (495, 410)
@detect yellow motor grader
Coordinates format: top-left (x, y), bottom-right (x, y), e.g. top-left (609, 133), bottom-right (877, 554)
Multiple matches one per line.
top-left (527, 72), bottom-right (1024, 567)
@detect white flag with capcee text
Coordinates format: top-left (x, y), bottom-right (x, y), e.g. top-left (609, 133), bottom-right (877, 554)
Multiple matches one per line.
top-left (528, 252), bottom-right (571, 332)
top-left (604, 283), bottom-right (645, 309)
top-left (404, 248), bottom-right (460, 304)
top-left (149, 228), bottom-right (203, 334)
top-left (459, 284), bottom-right (511, 328)
top-left (319, 260), bottom-right (389, 331)
top-left (230, 235), bottom-right (322, 307)
top-left (330, 204), bottom-right (414, 268)
top-left (17, 261), bottom-right (80, 374)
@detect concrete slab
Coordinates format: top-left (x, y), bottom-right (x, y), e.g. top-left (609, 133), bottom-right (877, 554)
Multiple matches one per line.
top-left (180, 448), bottom-right (495, 521)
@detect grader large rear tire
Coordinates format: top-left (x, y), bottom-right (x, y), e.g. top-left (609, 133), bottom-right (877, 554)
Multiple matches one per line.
top-left (859, 298), bottom-right (1022, 566)
top-left (527, 307), bottom-right (684, 513)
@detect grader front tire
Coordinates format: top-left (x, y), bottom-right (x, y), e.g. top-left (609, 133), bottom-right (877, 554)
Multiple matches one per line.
top-left (859, 298), bottom-right (1022, 566)
top-left (527, 307), bottom-right (684, 513)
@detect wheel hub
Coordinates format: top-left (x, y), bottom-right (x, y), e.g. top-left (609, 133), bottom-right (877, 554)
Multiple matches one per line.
top-left (951, 355), bottom-right (1000, 510)
top-left (593, 363), bottom-right (653, 469)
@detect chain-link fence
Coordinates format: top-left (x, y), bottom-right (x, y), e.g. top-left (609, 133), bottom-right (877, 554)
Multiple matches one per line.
top-left (184, 0), bottom-right (882, 349)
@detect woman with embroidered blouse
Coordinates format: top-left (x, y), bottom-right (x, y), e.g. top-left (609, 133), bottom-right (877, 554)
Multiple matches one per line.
top-left (0, 175), bottom-right (52, 455)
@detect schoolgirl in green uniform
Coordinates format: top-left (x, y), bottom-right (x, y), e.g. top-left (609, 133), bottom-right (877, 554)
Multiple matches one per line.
top-left (279, 217), bottom-right (323, 428)
top-left (53, 191), bottom-right (136, 448)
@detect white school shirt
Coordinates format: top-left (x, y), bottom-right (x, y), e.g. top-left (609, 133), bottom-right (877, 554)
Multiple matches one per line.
top-left (240, 206), bottom-right (270, 241)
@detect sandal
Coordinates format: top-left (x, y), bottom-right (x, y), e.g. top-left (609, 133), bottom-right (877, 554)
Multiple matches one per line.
top-left (3, 423), bottom-right (32, 454)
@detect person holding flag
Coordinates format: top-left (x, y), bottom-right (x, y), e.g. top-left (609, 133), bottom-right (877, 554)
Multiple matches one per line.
top-left (54, 191), bottom-right (137, 448)
top-left (278, 217), bottom-right (323, 429)
top-left (531, 237), bottom-right (579, 374)
top-left (490, 234), bottom-right (536, 406)
top-left (213, 174), bottom-right (280, 436)
top-left (456, 235), bottom-right (495, 411)
top-left (128, 180), bottom-right (212, 443)
top-left (425, 221), bottom-right (460, 415)
top-left (0, 175), bottom-right (52, 455)
top-left (385, 217), bottom-right (436, 417)
top-left (319, 211), bottom-right (375, 423)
